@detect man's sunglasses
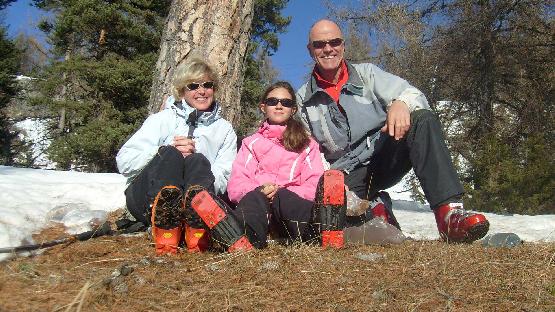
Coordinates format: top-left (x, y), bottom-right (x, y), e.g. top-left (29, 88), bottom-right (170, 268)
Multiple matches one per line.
top-left (185, 81), bottom-right (215, 91)
top-left (264, 97), bottom-right (295, 108)
top-left (311, 38), bottom-right (344, 49)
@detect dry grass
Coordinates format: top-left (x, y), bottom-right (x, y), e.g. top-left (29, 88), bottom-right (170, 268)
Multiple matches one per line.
top-left (0, 229), bottom-right (553, 312)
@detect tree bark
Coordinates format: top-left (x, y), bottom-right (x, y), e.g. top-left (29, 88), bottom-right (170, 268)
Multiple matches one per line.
top-left (148, 0), bottom-right (254, 126)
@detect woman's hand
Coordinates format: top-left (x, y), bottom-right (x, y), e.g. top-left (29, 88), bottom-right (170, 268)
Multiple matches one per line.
top-left (173, 135), bottom-right (196, 157)
top-left (260, 183), bottom-right (279, 201)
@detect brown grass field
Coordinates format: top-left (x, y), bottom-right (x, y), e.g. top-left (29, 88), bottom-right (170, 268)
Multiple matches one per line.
top-left (0, 224), bottom-right (553, 312)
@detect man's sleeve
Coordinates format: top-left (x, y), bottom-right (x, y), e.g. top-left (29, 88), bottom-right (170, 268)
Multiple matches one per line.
top-left (359, 63), bottom-right (430, 112)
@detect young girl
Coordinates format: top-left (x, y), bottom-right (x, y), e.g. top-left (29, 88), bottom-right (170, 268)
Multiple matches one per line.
top-left (227, 81), bottom-right (347, 248)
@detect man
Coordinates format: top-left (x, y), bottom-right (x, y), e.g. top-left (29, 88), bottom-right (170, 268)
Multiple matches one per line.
top-left (296, 19), bottom-right (489, 243)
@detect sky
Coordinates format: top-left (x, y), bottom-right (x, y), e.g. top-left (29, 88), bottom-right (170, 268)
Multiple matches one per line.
top-left (2, 0), bottom-right (330, 89)
top-left (269, 0), bottom-right (330, 88)
top-left (2, 0), bottom-right (44, 40)
top-left (1, 165), bottom-right (554, 262)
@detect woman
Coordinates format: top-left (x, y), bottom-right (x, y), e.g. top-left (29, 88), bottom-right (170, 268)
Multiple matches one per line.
top-left (227, 81), bottom-right (347, 249)
top-left (116, 57), bottom-right (252, 255)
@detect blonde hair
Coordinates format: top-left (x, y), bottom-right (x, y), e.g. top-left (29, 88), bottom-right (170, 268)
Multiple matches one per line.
top-left (172, 57), bottom-right (219, 100)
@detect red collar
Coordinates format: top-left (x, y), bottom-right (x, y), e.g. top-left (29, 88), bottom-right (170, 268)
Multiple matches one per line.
top-left (312, 60), bottom-right (349, 104)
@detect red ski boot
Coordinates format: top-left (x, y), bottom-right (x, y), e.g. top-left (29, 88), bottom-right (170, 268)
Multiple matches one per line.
top-left (434, 203), bottom-right (489, 243)
top-left (371, 202), bottom-right (389, 223)
top-left (183, 186), bottom-right (253, 252)
top-left (315, 170), bottom-right (347, 249)
top-left (151, 186), bottom-right (183, 255)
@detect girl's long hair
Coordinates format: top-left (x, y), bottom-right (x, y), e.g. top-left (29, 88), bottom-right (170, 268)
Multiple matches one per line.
top-left (261, 81), bottom-right (310, 152)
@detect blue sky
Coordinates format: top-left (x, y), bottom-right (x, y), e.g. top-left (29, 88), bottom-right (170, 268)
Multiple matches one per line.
top-left (3, 0), bottom-right (44, 40)
top-left (2, 0), bottom-right (329, 89)
top-left (270, 0), bottom-right (329, 88)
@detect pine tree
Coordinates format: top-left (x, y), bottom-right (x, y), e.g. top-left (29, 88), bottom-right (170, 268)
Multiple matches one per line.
top-left (32, 0), bottom-right (171, 172)
top-left (0, 26), bottom-right (21, 164)
top-left (0, 0), bottom-right (16, 10)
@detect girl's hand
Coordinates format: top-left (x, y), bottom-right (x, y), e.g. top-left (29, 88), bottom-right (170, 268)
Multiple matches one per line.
top-left (260, 183), bottom-right (278, 201)
top-left (173, 135), bottom-right (196, 157)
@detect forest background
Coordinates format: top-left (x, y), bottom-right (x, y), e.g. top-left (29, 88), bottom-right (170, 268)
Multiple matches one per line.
top-left (0, 0), bottom-right (553, 216)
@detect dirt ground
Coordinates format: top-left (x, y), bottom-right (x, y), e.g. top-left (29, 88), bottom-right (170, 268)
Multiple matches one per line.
top-left (0, 226), bottom-right (553, 312)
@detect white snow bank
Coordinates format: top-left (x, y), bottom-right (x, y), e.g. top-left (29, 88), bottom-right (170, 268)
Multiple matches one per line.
top-left (0, 166), bottom-right (126, 261)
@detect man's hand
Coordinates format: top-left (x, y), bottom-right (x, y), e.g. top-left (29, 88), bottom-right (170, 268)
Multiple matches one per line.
top-left (260, 183), bottom-right (279, 201)
top-left (381, 100), bottom-right (411, 140)
top-left (172, 135), bottom-right (196, 157)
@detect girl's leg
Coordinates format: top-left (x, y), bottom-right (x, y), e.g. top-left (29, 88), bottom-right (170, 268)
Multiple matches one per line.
top-left (231, 188), bottom-right (271, 248)
top-left (270, 188), bottom-right (318, 244)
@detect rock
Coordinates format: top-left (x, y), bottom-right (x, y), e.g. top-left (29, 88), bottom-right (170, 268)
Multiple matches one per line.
top-left (355, 252), bottom-right (386, 262)
top-left (119, 264), bottom-right (134, 276)
top-left (344, 218), bottom-right (406, 245)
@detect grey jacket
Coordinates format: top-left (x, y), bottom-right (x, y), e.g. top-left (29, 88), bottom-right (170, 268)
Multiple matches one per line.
top-left (296, 62), bottom-right (430, 173)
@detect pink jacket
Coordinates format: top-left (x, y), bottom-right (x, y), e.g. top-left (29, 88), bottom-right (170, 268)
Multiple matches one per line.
top-left (227, 121), bottom-right (325, 203)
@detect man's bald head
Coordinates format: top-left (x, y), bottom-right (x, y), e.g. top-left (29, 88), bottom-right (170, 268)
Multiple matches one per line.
top-left (308, 19), bottom-right (343, 43)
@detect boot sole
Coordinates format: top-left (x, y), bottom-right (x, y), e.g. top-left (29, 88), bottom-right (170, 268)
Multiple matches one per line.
top-left (150, 186), bottom-right (182, 255)
top-left (151, 186), bottom-right (182, 229)
top-left (463, 220), bottom-right (490, 243)
top-left (322, 170), bottom-right (345, 206)
top-left (445, 220), bottom-right (490, 244)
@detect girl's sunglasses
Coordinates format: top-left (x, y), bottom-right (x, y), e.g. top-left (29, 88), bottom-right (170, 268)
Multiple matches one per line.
top-left (264, 97), bottom-right (295, 108)
top-left (185, 81), bottom-right (214, 91)
top-left (311, 38), bottom-right (344, 49)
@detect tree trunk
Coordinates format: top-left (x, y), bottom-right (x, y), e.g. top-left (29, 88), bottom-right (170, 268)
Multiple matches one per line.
top-left (58, 47), bottom-right (72, 132)
top-left (148, 0), bottom-right (254, 127)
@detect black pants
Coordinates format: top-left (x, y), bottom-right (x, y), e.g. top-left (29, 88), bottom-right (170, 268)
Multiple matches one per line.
top-left (124, 146), bottom-right (215, 225)
top-left (345, 110), bottom-right (464, 209)
top-left (231, 188), bottom-right (318, 248)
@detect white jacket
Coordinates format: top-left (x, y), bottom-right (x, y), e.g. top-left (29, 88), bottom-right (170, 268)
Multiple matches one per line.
top-left (116, 96), bottom-right (237, 195)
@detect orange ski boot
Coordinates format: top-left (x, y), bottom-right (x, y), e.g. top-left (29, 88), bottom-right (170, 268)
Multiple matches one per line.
top-left (151, 185), bottom-right (183, 255)
top-left (184, 224), bottom-right (210, 253)
top-left (183, 185), bottom-right (253, 252)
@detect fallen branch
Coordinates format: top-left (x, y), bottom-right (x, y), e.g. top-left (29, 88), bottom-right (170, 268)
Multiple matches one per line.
top-left (0, 222), bottom-right (113, 254)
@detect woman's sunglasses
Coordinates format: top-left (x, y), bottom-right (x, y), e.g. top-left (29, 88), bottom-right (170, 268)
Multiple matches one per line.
top-left (185, 81), bottom-right (215, 91)
top-left (311, 38), bottom-right (344, 49)
top-left (264, 97), bottom-right (295, 108)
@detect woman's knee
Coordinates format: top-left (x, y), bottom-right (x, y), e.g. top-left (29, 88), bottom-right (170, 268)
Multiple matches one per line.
top-left (157, 145), bottom-right (185, 165)
top-left (184, 152), bottom-right (211, 167)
